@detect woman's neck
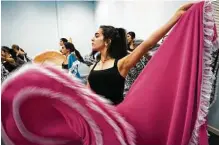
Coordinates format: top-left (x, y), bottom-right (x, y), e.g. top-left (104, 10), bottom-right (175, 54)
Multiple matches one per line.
top-left (129, 42), bottom-right (135, 50)
top-left (65, 52), bottom-right (70, 57)
top-left (100, 48), bottom-right (112, 63)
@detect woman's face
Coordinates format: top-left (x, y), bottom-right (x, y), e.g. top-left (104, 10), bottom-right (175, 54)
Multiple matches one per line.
top-left (127, 34), bottom-right (133, 44)
top-left (91, 28), bottom-right (106, 51)
top-left (1, 50), bottom-right (10, 59)
top-left (61, 46), bottom-right (69, 55)
top-left (12, 45), bottom-right (19, 52)
top-left (59, 40), bottom-right (64, 47)
top-left (1, 50), bottom-right (6, 57)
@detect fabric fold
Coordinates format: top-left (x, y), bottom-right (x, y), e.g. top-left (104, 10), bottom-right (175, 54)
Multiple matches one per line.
top-left (1, 1), bottom-right (218, 145)
top-left (117, 2), bottom-right (218, 145)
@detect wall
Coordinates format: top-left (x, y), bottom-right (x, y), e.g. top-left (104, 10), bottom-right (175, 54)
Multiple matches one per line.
top-left (56, 1), bottom-right (95, 56)
top-left (1, 1), bottom-right (58, 58)
top-left (95, 1), bottom-right (189, 40)
top-left (2, 1), bottom-right (191, 57)
top-left (1, 1), bottom-right (95, 57)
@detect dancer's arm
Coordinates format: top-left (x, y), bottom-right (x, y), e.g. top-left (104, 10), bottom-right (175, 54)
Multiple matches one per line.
top-left (118, 3), bottom-right (193, 77)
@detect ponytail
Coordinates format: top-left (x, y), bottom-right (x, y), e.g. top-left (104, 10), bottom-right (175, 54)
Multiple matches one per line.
top-left (115, 28), bottom-right (128, 58)
top-left (74, 49), bottom-right (85, 63)
top-left (64, 42), bottom-right (84, 63)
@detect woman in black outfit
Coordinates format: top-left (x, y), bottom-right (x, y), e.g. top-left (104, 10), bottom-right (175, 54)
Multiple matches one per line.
top-left (88, 26), bottom-right (128, 105)
top-left (88, 3), bottom-right (192, 105)
top-left (61, 41), bottom-right (85, 70)
top-left (127, 31), bottom-right (136, 53)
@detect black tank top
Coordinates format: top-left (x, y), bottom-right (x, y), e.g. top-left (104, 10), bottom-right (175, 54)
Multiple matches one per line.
top-left (88, 59), bottom-right (125, 105)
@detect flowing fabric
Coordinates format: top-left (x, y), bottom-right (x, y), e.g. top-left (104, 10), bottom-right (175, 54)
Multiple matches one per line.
top-left (1, 1), bottom-right (218, 145)
top-left (118, 2), bottom-right (218, 145)
top-left (1, 65), bottom-right (135, 145)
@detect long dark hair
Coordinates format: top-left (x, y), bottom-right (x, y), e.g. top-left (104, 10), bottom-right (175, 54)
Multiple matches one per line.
top-left (100, 25), bottom-right (128, 59)
top-left (1, 46), bottom-right (10, 53)
top-left (64, 42), bottom-right (84, 63)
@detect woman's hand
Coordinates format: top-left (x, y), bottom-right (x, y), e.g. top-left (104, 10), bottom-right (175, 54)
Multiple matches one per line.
top-left (68, 37), bottom-right (73, 43)
top-left (175, 3), bottom-right (194, 18)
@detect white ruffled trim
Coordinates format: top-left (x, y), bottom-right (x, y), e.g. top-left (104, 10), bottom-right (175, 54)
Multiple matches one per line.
top-left (189, 1), bottom-right (218, 145)
top-left (13, 87), bottom-right (102, 145)
top-left (1, 64), bottom-right (136, 145)
top-left (43, 66), bottom-right (136, 145)
top-left (107, 106), bottom-right (136, 145)
top-left (45, 66), bottom-right (136, 145)
top-left (41, 65), bottom-right (136, 145)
